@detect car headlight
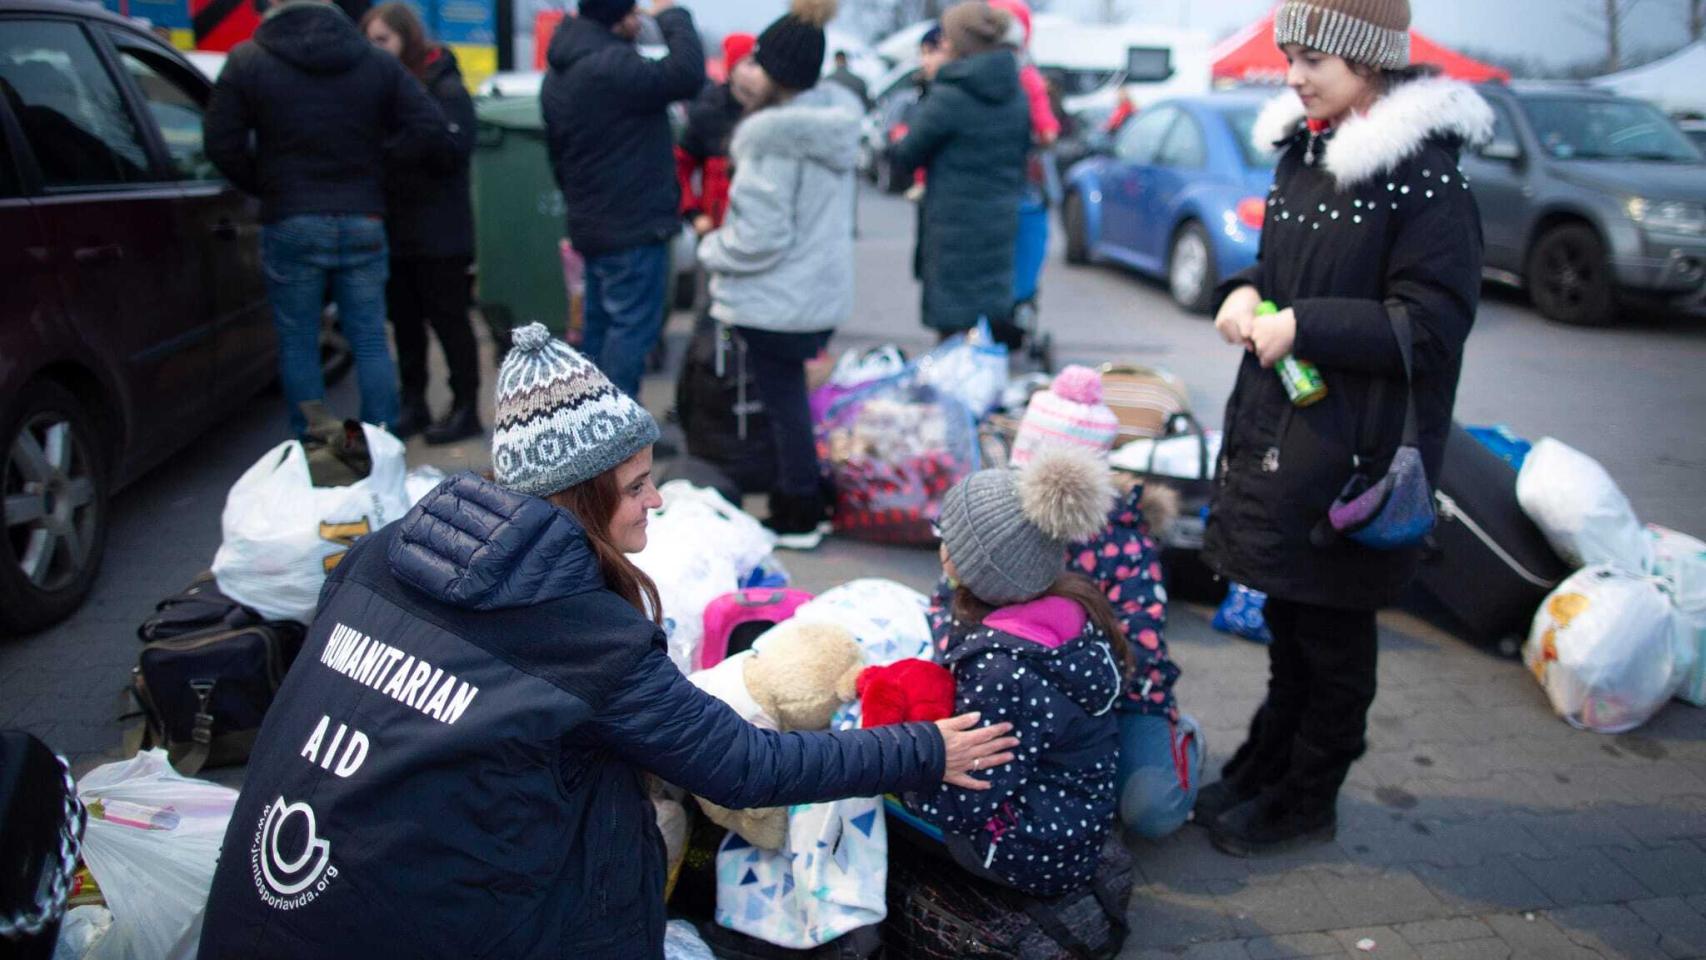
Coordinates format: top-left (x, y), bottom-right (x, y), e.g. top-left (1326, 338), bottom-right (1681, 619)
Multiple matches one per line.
top-left (1626, 197), bottom-right (1706, 236)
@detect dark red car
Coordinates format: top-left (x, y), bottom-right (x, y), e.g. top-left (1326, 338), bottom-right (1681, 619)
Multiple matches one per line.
top-left (1, 0), bottom-right (278, 633)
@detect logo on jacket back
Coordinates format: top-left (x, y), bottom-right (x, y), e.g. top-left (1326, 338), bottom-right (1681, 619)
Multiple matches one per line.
top-left (251, 796), bottom-right (339, 909)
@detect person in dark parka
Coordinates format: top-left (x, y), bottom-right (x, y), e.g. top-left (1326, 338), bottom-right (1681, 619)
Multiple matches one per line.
top-left (888, 1), bottom-right (1031, 337)
top-left (205, 0), bottom-right (456, 439)
top-left (541, 0), bottom-right (705, 399)
top-left (197, 325), bottom-right (1017, 960)
top-left (363, 3), bottom-right (483, 445)
top-left (1194, 0), bottom-right (1491, 857)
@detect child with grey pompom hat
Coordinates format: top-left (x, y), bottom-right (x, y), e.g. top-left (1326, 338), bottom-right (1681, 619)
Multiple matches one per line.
top-left (899, 448), bottom-right (1138, 906)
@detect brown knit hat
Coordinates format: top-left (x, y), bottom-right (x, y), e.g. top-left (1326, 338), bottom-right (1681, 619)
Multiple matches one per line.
top-left (941, 1), bottom-right (1011, 59)
top-left (1274, 0), bottom-right (1411, 70)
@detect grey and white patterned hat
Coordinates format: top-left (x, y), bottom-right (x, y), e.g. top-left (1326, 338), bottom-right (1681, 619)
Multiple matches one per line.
top-left (491, 323), bottom-right (660, 497)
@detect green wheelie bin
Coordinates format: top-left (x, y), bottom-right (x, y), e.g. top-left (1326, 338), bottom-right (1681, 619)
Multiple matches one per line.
top-left (471, 95), bottom-right (571, 346)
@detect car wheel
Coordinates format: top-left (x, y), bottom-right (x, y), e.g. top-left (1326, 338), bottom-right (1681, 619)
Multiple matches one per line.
top-left (1168, 221), bottom-right (1218, 314)
top-left (0, 381), bottom-right (110, 635)
top-left (1063, 192), bottom-right (1090, 266)
top-left (1527, 224), bottom-right (1617, 326)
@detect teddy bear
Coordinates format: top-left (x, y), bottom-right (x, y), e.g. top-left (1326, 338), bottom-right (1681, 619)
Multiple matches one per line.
top-left (687, 619), bottom-right (866, 850)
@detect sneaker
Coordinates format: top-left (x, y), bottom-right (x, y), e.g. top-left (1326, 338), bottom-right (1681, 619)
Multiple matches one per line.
top-left (1210, 791), bottom-right (1336, 858)
top-left (771, 522), bottom-right (829, 551)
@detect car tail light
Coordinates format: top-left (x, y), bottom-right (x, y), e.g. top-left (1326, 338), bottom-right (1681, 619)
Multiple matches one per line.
top-left (1237, 197), bottom-right (1265, 230)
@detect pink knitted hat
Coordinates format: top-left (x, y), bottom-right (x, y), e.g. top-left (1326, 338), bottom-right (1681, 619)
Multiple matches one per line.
top-left (1010, 365), bottom-right (1120, 466)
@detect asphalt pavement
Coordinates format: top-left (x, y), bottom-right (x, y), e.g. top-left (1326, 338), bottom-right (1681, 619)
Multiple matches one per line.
top-left (3, 188), bottom-right (1705, 958)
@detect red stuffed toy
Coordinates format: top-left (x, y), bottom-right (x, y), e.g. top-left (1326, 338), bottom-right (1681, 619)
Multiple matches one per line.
top-left (856, 659), bottom-right (957, 728)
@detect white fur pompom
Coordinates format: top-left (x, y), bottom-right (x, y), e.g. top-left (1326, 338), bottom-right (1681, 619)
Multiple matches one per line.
top-left (1017, 448), bottom-right (1115, 543)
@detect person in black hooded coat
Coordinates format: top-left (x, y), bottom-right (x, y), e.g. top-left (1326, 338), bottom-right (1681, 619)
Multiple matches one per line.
top-left (1193, 0), bottom-right (1492, 857)
top-left (888, 2), bottom-right (1030, 336)
top-left (363, 3), bottom-right (483, 445)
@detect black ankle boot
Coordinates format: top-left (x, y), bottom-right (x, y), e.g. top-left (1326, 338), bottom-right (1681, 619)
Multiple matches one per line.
top-left (392, 396), bottom-right (431, 440)
top-left (1192, 777), bottom-right (1262, 828)
top-left (765, 491), bottom-right (827, 549)
top-left (1210, 790), bottom-right (1337, 858)
top-left (423, 404), bottom-right (482, 445)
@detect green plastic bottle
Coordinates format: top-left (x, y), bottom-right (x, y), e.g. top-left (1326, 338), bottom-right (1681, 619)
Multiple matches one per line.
top-left (1259, 300), bottom-right (1327, 407)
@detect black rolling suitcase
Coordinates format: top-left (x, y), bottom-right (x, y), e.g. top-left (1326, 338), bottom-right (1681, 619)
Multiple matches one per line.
top-left (1411, 422), bottom-right (1571, 654)
top-left (675, 316), bottom-right (776, 495)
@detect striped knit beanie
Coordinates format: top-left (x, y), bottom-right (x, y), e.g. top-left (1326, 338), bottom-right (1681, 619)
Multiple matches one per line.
top-left (1010, 365), bottom-right (1120, 467)
top-left (1274, 0), bottom-right (1411, 70)
top-left (491, 323), bottom-right (660, 497)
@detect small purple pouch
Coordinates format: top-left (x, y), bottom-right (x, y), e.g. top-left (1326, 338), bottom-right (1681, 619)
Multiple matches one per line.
top-left (1328, 445), bottom-right (1435, 549)
top-left (1322, 305), bottom-right (1435, 551)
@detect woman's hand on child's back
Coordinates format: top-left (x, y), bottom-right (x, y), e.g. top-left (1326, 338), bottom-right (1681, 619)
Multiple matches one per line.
top-left (936, 712), bottom-right (1019, 791)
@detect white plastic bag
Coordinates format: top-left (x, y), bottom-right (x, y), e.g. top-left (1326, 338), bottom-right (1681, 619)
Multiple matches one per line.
top-left (211, 424), bottom-right (410, 623)
top-left (664, 920), bottom-right (715, 960)
top-left (1516, 438), bottom-right (1652, 571)
top-left (913, 319), bottom-right (1008, 418)
top-left (1649, 525), bottom-right (1706, 706)
top-left (75, 751), bottom-right (238, 960)
top-left (634, 481), bottom-right (778, 671)
top-left (714, 797), bottom-right (887, 948)
top-left (404, 465), bottom-right (448, 506)
top-left (1110, 430), bottom-right (1224, 479)
top-left (55, 905), bottom-right (113, 959)
top-left (1523, 566), bottom-right (1687, 733)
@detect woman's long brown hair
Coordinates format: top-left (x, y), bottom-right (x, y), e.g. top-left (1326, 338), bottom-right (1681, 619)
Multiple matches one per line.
top-left (953, 572), bottom-right (1135, 679)
top-left (548, 469), bottom-right (664, 626)
top-left (361, 2), bottom-right (432, 80)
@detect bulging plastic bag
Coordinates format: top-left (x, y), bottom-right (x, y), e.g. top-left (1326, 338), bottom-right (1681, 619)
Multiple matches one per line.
top-left (404, 465), bottom-right (448, 506)
top-left (820, 374), bottom-right (980, 546)
top-left (1516, 439), bottom-right (1653, 572)
top-left (1523, 566), bottom-right (1689, 733)
top-left (1649, 525), bottom-right (1706, 707)
top-left (211, 424), bottom-right (410, 623)
top-left (75, 750), bottom-right (238, 960)
top-left (913, 319), bottom-right (1009, 419)
top-left (634, 481), bottom-right (779, 672)
top-left (714, 797), bottom-right (887, 948)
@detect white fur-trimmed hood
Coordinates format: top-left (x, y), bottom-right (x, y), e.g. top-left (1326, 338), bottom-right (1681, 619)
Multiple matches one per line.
top-left (1251, 77), bottom-right (1495, 188)
top-left (729, 86), bottom-right (862, 172)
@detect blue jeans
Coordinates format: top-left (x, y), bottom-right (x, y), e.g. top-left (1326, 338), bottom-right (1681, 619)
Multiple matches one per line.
top-left (582, 243), bottom-right (668, 399)
top-left (1116, 712), bottom-right (1204, 839)
top-left (262, 215), bottom-right (399, 436)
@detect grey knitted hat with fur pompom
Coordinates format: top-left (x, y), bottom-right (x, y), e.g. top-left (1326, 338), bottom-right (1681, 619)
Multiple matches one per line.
top-left (939, 448), bottom-right (1115, 606)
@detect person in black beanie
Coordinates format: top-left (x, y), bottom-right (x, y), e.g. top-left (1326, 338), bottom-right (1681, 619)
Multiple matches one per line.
top-left (541, 0), bottom-right (705, 398)
top-left (698, 0), bottom-right (857, 549)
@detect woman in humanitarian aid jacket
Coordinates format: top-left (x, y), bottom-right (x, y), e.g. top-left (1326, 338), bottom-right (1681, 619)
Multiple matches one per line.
top-left (1191, 0), bottom-right (1489, 857)
top-left (198, 325), bottom-right (1019, 960)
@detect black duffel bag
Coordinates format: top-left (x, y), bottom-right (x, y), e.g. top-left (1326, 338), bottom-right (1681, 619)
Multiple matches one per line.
top-left (676, 315), bottom-right (776, 495)
top-left (0, 731), bottom-right (86, 960)
top-left (129, 574), bottom-right (305, 774)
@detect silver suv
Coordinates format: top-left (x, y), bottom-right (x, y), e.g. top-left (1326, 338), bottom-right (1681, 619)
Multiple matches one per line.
top-left (1464, 83), bottom-right (1706, 326)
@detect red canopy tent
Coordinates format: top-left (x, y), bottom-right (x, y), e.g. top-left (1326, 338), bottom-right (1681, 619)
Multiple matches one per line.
top-left (1211, 11), bottom-right (1511, 85)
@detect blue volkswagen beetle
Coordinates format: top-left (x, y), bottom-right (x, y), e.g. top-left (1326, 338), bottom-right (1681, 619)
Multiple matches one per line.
top-left (1062, 93), bottom-right (1279, 313)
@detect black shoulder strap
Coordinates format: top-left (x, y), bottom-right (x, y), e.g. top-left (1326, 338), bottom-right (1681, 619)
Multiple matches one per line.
top-left (1388, 303), bottom-right (1420, 447)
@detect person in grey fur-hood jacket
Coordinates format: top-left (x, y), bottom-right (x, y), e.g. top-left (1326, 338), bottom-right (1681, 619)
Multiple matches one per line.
top-left (698, 0), bottom-right (860, 548)
top-left (1193, 0), bottom-right (1492, 859)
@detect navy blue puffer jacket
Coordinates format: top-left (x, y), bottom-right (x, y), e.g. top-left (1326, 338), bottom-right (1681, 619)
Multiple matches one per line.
top-left (199, 473), bottom-right (945, 959)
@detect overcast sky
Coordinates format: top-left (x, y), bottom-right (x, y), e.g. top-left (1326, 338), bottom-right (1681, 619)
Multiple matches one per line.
top-left (688, 0), bottom-right (1700, 68)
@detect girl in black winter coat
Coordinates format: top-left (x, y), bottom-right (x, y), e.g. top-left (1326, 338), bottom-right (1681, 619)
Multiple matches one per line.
top-left (364, 3), bottom-right (483, 445)
top-left (904, 449), bottom-right (1130, 897)
top-left (1194, 0), bottom-right (1491, 857)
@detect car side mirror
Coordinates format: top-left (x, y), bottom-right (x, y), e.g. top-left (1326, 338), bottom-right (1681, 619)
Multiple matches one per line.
top-left (1481, 140), bottom-right (1523, 163)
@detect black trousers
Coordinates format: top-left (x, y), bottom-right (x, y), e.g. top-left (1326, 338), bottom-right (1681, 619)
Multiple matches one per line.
top-left (1222, 598), bottom-right (1379, 808)
top-left (735, 326), bottom-right (831, 499)
top-left (387, 255), bottom-right (479, 409)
